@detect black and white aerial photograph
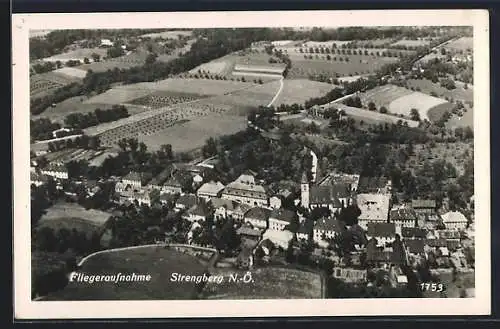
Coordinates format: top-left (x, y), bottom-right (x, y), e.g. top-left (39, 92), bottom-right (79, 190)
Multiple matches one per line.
top-left (13, 10), bottom-right (490, 318)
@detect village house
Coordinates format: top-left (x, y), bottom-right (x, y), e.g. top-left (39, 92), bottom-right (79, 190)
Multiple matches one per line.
top-left (210, 198), bottom-right (239, 219)
top-left (121, 171), bottom-right (152, 190)
top-left (232, 203), bottom-right (252, 221)
top-left (221, 172), bottom-right (268, 207)
top-left (389, 207), bottom-right (417, 228)
top-left (41, 164), bottom-right (69, 180)
top-left (196, 181), bottom-right (225, 200)
top-left (296, 219), bottom-right (314, 241)
top-left (244, 207), bottom-right (271, 230)
top-left (161, 175), bottom-right (183, 195)
top-left (146, 166), bottom-right (176, 191)
top-left (313, 218), bottom-right (345, 246)
top-left (183, 203), bottom-right (211, 222)
top-left (366, 222), bottom-right (397, 247)
top-left (404, 239), bottom-right (426, 257)
top-left (356, 193), bottom-right (391, 230)
top-left (401, 227), bottom-right (428, 240)
top-left (100, 38), bottom-right (114, 47)
top-left (318, 172), bottom-right (360, 192)
top-left (175, 194), bottom-right (199, 211)
top-left (366, 237), bottom-right (406, 267)
top-left (269, 208), bottom-right (297, 231)
top-left (441, 211), bottom-right (468, 230)
top-left (411, 199), bottom-right (437, 215)
top-left (236, 225), bottom-right (262, 241)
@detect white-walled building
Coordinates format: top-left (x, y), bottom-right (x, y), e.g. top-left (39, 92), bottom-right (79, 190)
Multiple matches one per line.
top-left (441, 211), bottom-right (468, 230)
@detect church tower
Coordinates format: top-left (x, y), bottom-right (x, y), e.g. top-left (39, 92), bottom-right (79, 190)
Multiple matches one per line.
top-left (301, 171), bottom-right (310, 209)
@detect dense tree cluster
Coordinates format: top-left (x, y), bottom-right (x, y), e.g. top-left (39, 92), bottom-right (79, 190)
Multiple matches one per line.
top-left (31, 118), bottom-right (62, 141)
top-left (64, 105), bottom-right (129, 129)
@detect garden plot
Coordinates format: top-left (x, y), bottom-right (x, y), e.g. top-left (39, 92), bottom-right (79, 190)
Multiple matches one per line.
top-left (127, 91), bottom-right (204, 109)
top-left (38, 202), bottom-right (112, 228)
top-left (335, 104), bottom-right (419, 128)
top-left (30, 72), bottom-right (81, 97)
top-left (359, 85), bottom-right (413, 109)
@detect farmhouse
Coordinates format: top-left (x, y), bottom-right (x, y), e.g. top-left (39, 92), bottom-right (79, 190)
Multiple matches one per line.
top-left (441, 211), bottom-right (468, 230)
top-left (244, 207), bottom-right (271, 230)
top-left (268, 208), bottom-right (297, 231)
top-left (196, 181), bottom-right (225, 200)
top-left (366, 222), bottom-right (397, 247)
top-left (41, 164), bottom-right (68, 180)
top-left (313, 218), bottom-right (345, 246)
top-left (356, 193), bottom-right (391, 230)
top-left (221, 173), bottom-right (268, 207)
top-left (389, 207), bottom-right (417, 228)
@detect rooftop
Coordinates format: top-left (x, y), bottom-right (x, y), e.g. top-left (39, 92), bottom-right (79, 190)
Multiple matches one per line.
top-left (412, 199), bottom-right (437, 209)
top-left (269, 208), bottom-right (297, 223)
top-left (401, 227), bottom-right (427, 239)
top-left (313, 218), bottom-right (345, 233)
top-left (197, 181), bottom-right (225, 196)
top-left (210, 197), bottom-right (238, 211)
top-left (176, 194), bottom-right (199, 208)
top-left (441, 211), bottom-right (468, 223)
top-left (390, 208), bottom-right (417, 221)
top-left (244, 207), bottom-right (271, 221)
top-left (367, 222), bottom-right (396, 238)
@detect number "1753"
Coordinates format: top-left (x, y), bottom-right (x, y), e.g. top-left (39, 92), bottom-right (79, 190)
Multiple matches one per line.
top-left (420, 283), bottom-right (444, 292)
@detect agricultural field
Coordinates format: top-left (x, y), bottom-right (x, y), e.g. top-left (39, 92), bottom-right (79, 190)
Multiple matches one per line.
top-left (334, 104), bottom-right (420, 127)
top-left (359, 84), bottom-right (453, 121)
top-left (36, 202), bottom-right (112, 236)
top-left (32, 95), bottom-right (129, 123)
top-left (443, 37), bottom-right (473, 52)
top-left (201, 266), bottom-right (323, 299)
top-left (41, 48), bottom-right (108, 62)
top-left (53, 67), bottom-right (88, 79)
top-left (127, 91), bottom-right (205, 109)
top-left (189, 51), bottom-right (286, 77)
top-left (44, 246), bottom-right (208, 300)
top-left (287, 55), bottom-right (399, 79)
top-left (390, 38), bottom-right (431, 47)
top-left (30, 72), bottom-right (82, 98)
top-left (445, 106), bottom-right (473, 129)
top-left (140, 30), bottom-right (193, 39)
top-left (140, 114), bottom-right (248, 152)
top-left (271, 79), bottom-right (334, 106)
top-left (405, 79), bottom-right (473, 104)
